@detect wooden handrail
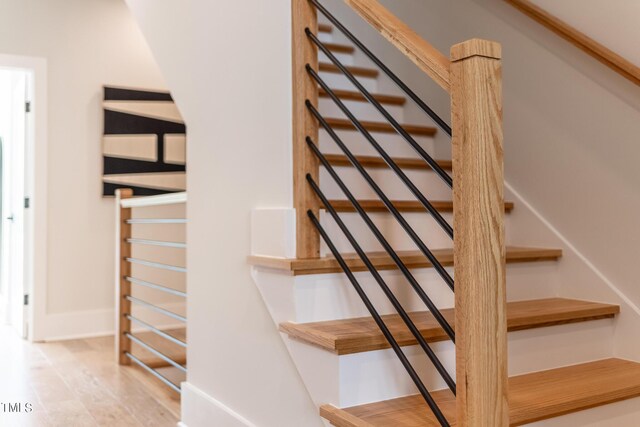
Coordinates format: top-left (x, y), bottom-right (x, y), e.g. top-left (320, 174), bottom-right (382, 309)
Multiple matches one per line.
top-left (343, 0), bottom-right (451, 92)
top-left (506, 0), bottom-right (640, 86)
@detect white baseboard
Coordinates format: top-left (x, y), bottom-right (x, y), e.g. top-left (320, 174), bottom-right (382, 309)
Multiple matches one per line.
top-left (181, 382), bottom-right (256, 427)
top-left (41, 301), bottom-right (186, 341)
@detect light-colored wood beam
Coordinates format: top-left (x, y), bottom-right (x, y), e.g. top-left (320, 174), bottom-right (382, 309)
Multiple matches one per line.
top-left (292, 0), bottom-right (321, 258)
top-left (450, 38), bottom-right (508, 426)
top-left (116, 188), bottom-right (134, 365)
top-left (343, 0), bottom-right (451, 91)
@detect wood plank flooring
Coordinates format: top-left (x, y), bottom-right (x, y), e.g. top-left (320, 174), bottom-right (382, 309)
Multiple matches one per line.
top-left (0, 326), bottom-right (184, 426)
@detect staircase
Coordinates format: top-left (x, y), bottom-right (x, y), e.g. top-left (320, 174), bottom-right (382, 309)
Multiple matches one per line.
top-left (250, 1), bottom-right (640, 425)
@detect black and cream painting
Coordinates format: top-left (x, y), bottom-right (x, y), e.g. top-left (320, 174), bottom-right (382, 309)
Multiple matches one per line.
top-left (102, 86), bottom-right (186, 196)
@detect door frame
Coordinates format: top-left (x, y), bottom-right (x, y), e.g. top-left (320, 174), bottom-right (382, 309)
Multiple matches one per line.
top-left (0, 54), bottom-right (47, 342)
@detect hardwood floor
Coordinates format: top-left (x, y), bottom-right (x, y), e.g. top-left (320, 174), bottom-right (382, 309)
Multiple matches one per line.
top-left (0, 326), bottom-right (184, 426)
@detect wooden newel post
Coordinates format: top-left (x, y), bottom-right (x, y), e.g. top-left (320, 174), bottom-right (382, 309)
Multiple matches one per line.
top-left (115, 188), bottom-right (133, 365)
top-left (450, 39), bottom-right (508, 426)
top-left (292, 0), bottom-right (321, 258)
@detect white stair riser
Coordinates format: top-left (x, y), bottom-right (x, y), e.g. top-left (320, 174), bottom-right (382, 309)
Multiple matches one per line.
top-left (319, 51), bottom-right (354, 66)
top-left (319, 165), bottom-right (451, 201)
top-left (318, 98), bottom-right (405, 122)
top-left (319, 128), bottom-right (436, 158)
top-left (319, 70), bottom-right (378, 92)
top-left (286, 319), bottom-right (615, 408)
top-left (317, 31), bottom-right (333, 44)
top-left (314, 182), bottom-right (516, 254)
top-left (318, 209), bottom-right (453, 254)
top-left (317, 206), bottom-right (515, 253)
top-left (289, 261), bottom-right (558, 323)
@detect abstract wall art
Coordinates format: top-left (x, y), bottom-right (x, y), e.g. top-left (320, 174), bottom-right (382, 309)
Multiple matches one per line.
top-left (102, 86), bottom-right (186, 196)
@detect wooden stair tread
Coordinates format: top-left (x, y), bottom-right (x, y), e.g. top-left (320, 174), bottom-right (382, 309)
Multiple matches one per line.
top-left (325, 42), bottom-right (355, 54)
top-left (281, 298), bottom-right (619, 355)
top-left (320, 89), bottom-right (406, 106)
top-left (248, 246), bottom-right (562, 276)
top-left (325, 117), bottom-right (437, 136)
top-left (328, 199), bottom-right (514, 213)
top-left (324, 154), bottom-right (451, 170)
top-left (319, 23), bottom-right (333, 33)
top-left (320, 62), bottom-right (380, 78)
top-left (320, 358), bottom-right (640, 426)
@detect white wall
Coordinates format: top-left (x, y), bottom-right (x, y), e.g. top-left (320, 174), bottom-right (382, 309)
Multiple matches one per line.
top-left (530, 0), bottom-right (640, 67)
top-left (126, 0), bottom-right (640, 425)
top-left (125, 1), bottom-right (324, 426)
top-left (0, 0), bottom-right (168, 340)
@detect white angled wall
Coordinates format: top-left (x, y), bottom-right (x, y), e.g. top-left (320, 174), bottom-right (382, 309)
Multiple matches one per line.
top-left (125, 1), bottom-right (324, 426)
top-left (0, 0), bottom-right (168, 340)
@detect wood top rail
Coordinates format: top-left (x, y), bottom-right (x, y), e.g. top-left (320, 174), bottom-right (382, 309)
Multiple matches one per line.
top-left (505, 0), bottom-right (640, 86)
top-left (120, 191), bottom-right (187, 208)
top-left (343, 0), bottom-right (451, 91)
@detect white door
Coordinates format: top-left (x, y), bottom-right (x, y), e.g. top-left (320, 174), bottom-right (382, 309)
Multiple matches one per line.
top-left (0, 69), bottom-right (27, 337)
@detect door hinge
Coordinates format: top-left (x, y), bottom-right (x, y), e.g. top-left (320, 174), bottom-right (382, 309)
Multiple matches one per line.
top-left (25, 101), bottom-right (31, 113)
top-left (23, 294), bottom-right (29, 306)
top-left (24, 197), bottom-right (30, 209)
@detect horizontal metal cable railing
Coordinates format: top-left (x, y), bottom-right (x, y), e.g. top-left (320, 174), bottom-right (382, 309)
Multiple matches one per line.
top-left (116, 189), bottom-right (187, 394)
top-left (126, 257), bottom-right (187, 273)
top-left (126, 218), bottom-right (187, 225)
top-left (125, 352), bottom-right (182, 394)
top-left (126, 276), bottom-right (187, 298)
top-left (126, 238), bottom-right (187, 249)
top-left (126, 295), bottom-right (187, 323)
top-left (127, 314), bottom-right (187, 348)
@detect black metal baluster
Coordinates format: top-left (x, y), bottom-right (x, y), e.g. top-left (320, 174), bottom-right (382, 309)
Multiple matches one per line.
top-left (307, 28), bottom-right (452, 189)
top-left (307, 211), bottom-right (451, 426)
top-left (307, 66), bottom-right (453, 239)
top-left (308, 0), bottom-right (452, 137)
top-left (307, 139), bottom-right (455, 343)
top-left (306, 102), bottom-right (454, 291)
top-left (306, 173), bottom-right (455, 392)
